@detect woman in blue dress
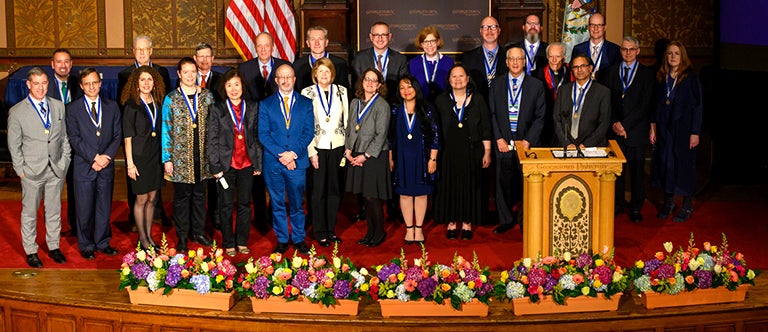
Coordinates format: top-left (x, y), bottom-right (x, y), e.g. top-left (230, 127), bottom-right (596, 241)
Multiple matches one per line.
top-left (389, 75), bottom-right (439, 244)
top-left (409, 26), bottom-right (454, 103)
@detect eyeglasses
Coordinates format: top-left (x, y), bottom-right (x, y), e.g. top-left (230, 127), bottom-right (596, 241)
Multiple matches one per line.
top-left (276, 75), bottom-right (294, 80)
top-left (588, 23), bottom-right (605, 28)
top-left (480, 25), bottom-right (499, 31)
top-left (81, 81), bottom-right (101, 87)
top-left (620, 47), bottom-right (638, 52)
top-left (195, 55), bottom-right (213, 59)
top-left (422, 39), bottom-right (438, 46)
top-left (525, 22), bottom-right (541, 27)
top-left (508, 57), bottom-right (525, 62)
top-left (371, 33), bottom-right (389, 39)
top-left (572, 64), bottom-right (591, 70)
top-left (135, 47), bottom-right (151, 53)
top-left (363, 77), bottom-right (379, 83)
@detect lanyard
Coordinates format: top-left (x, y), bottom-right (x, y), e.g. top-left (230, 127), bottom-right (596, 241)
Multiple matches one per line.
top-left (482, 45), bottom-right (498, 83)
top-left (374, 50), bottom-right (389, 78)
top-left (665, 72), bottom-right (678, 101)
top-left (402, 104), bottom-right (416, 138)
top-left (450, 90), bottom-right (468, 124)
top-left (84, 98), bottom-right (102, 131)
top-left (28, 96), bottom-right (51, 130)
top-left (315, 84), bottom-right (333, 120)
top-left (309, 52), bottom-right (328, 68)
top-left (356, 93), bottom-right (380, 125)
top-left (620, 61), bottom-right (639, 96)
top-left (279, 92), bottom-right (295, 129)
top-left (572, 79), bottom-right (592, 118)
top-left (525, 42), bottom-right (537, 73)
top-left (227, 99), bottom-right (246, 133)
top-left (421, 53), bottom-right (441, 83)
top-left (180, 88), bottom-right (198, 123)
top-left (140, 99), bottom-right (157, 134)
top-left (507, 75), bottom-right (524, 108)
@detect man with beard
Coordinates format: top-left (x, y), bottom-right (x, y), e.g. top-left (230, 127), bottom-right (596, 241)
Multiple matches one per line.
top-left (507, 14), bottom-right (548, 77)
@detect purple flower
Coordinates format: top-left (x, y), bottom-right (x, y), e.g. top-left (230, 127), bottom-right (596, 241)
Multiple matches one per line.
top-left (377, 263), bottom-right (401, 281)
top-left (593, 265), bottom-right (613, 284)
top-left (543, 274), bottom-right (558, 292)
top-left (131, 263), bottom-right (151, 280)
top-left (643, 259), bottom-right (662, 274)
top-left (575, 253), bottom-right (593, 269)
top-left (694, 270), bottom-right (713, 289)
top-left (257, 256), bottom-right (272, 268)
top-left (333, 280), bottom-right (351, 299)
top-left (292, 269), bottom-right (311, 289)
top-left (252, 276), bottom-right (270, 299)
top-left (165, 264), bottom-right (183, 287)
top-left (404, 266), bottom-right (424, 282)
top-left (461, 268), bottom-right (480, 283)
top-left (528, 267), bottom-right (547, 287)
top-left (656, 264), bottom-right (675, 279)
top-left (417, 276), bottom-right (438, 298)
top-left (476, 281), bottom-right (494, 296)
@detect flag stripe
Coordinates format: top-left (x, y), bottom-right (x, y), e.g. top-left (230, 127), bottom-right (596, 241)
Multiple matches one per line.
top-left (225, 0), bottom-right (296, 62)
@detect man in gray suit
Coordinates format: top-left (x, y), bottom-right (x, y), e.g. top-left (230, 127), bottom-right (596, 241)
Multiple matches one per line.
top-left (8, 67), bottom-right (72, 268)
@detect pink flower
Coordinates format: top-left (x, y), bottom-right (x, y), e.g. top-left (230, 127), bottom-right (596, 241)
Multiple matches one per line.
top-left (313, 259), bottom-right (326, 268)
top-left (542, 256), bottom-right (557, 265)
top-left (404, 279), bottom-right (417, 292)
top-left (572, 274), bottom-right (584, 284)
top-left (703, 242), bottom-right (711, 251)
top-left (730, 271), bottom-right (739, 282)
top-left (341, 264), bottom-right (350, 272)
top-left (735, 252), bottom-right (744, 261)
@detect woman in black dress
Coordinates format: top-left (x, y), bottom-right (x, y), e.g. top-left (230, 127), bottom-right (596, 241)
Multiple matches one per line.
top-left (389, 75), bottom-right (439, 244)
top-left (121, 66), bottom-right (166, 250)
top-left (433, 64), bottom-right (492, 240)
top-left (345, 68), bottom-right (391, 247)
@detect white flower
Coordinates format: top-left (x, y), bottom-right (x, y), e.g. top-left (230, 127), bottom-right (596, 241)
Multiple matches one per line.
top-left (245, 262), bottom-right (254, 274)
top-left (563, 252), bottom-right (572, 261)
top-left (523, 258), bottom-right (532, 269)
top-left (360, 267), bottom-right (369, 276)
top-left (663, 241), bottom-right (673, 253)
top-left (333, 257), bottom-right (341, 269)
top-left (292, 256), bottom-right (303, 269)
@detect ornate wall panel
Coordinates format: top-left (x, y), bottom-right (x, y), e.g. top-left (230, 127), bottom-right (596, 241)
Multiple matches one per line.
top-left (6, 0), bottom-right (102, 56)
top-left (624, 0), bottom-right (713, 57)
top-left (551, 174), bottom-right (593, 255)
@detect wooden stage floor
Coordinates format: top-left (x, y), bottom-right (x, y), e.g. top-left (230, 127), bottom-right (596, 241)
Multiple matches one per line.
top-left (0, 268), bottom-right (766, 331)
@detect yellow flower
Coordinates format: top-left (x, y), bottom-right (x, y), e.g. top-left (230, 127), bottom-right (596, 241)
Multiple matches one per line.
top-left (361, 283), bottom-right (370, 292)
top-left (326, 271), bottom-right (335, 279)
top-left (397, 272), bottom-right (405, 282)
top-left (122, 267), bottom-right (130, 275)
top-left (291, 287), bottom-right (300, 296)
top-left (386, 290), bottom-right (395, 299)
top-left (480, 275), bottom-right (487, 283)
top-left (215, 248), bottom-right (223, 258)
top-left (202, 262), bottom-right (210, 273)
top-left (594, 259), bottom-right (604, 267)
top-left (459, 270), bottom-right (466, 279)
top-left (711, 246), bottom-right (718, 253)
top-left (523, 258), bottom-right (532, 269)
top-left (414, 258), bottom-right (422, 267)
top-left (563, 252), bottom-right (572, 261)
top-left (581, 286), bottom-right (590, 295)
top-left (216, 256), bottom-right (223, 263)
top-left (748, 270), bottom-right (756, 280)
top-left (674, 263), bottom-right (681, 273)
top-left (500, 271), bottom-right (509, 283)
top-left (376, 265), bottom-right (383, 273)
top-left (440, 283), bottom-right (451, 292)
top-left (593, 279), bottom-right (603, 288)
top-left (178, 257), bottom-right (186, 265)
top-left (153, 257), bottom-right (163, 269)
top-left (272, 286), bottom-right (283, 295)
top-left (333, 257), bottom-right (341, 269)
top-left (216, 275), bottom-right (224, 283)
top-left (292, 256), bottom-right (303, 269)
top-left (196, 248), bottom-right (204, 258)
top-left (245, 262), bottom-right (255, 274)
top-left (612, 271), bottom-right (623, 283)
top-left (635, 260), bottom-right (644, 269)
top-left (467, 281), bottom-right (476, 289)
top-left (360, 267), bottom-right (369, 276)
top-left (663, 241), bottom-right (673, 253)
top-left (188, 249), bottom-right (196, 258)
top-left (136, 251), bottom-right (146, 262)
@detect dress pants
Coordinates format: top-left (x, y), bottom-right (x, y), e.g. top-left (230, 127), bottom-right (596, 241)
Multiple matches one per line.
top-left (218, 168), bottom-right (253, 248)
top-left (263, 164), bottom-right (306, 244)
top-left (311, 147), bottom-right (345, 240)
top-left (616, 141), bottom-right (647, 212)
top-left (74, 167), bottom-right (114, 251)
top-left (173, 180), bottom-right (208, 243)
top-left (496, 153), bottom-right (523, 226)
top-left (20, 166), bottom-right (64, 254)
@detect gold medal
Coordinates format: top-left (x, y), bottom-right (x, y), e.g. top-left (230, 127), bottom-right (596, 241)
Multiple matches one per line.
top-left (487, 74), bottom-right (493, 80)
top-left (151, 132), bottom-right (156, 137)
top-left (326, 117), bottom-right (330, 122)
top-left (621, 93), bottom-right (625, 99)
top-left (96, 131), bottom-right (101, 137)
top-left (573, 114), bottom-right (579, 119)
top-left (44, 129), bottom-right (50, 135)
top-left (238, 134), bottom-right (243, 140)
top-left (407, 134), bottom-right (413, 140)
top-left (355, 124), bottom-right (360, 131)
top-left (665, 100), bottom-right (670, 105)
top-left (192, 123), bottom-right (197, 128)
top-left (458, 123), bottom-right (463, 128)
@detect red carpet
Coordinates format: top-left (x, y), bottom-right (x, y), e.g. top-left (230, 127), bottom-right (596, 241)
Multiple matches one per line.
top-left (0, 199), bottom-right (766, 271)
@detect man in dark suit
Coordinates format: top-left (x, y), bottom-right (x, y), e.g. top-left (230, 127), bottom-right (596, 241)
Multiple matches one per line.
top-left (572, 13), bottom-right (620, 83)
top-left (489, 46), bottom-right (546, 234)
top-left (65, 68), bottom-right (122, 259)
top-left (238, 32), bottom-right (289, 230)
top-left (8, 67), bottom-right (71, 267)
top-left (294, 25), bottom-right (350, 90)
top-left (534, 42), bottom-right (573, 147)
top-left (553, 54), bottom-right (611, 148)
top-left (461, 16), bottom-right (508, 104)
top-left (117, 35), bottom-right (172, 229)
top-left (605, 36), bottom-right (654, 222)
top-left (47, 48), bottom-right (82, 237)
top-left (351, 21), bottom-right (408, 104)
top-left (191, 42), bottom-right (224, 102)
top-left (258, 64), bottom-right (315, 255)
top-left (238, 32), bottom-right (291, 102)
top-left (506, 13), bottom-right (548, 77)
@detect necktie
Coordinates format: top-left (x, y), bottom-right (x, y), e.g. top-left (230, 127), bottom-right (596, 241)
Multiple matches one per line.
top-left (283, 96), bottom-right (291, 129)
top-left (623, 67), bottom-right (630, 85)
top-left (512, 78), bottom-right (518, 89)
top-left (487, 50), bottom-right (494, 65)
top-left (592, 45), bottom-right (599, 63)
top-left (571, 88), bottom-right (582, 139)
top-left (61, 81), bottom-right (69, 104)
top-left (91, 101), bottom-right (98, 122)
top-left (201, 74), bottom-right (207, 88)
top-left (376, 54), bottom-right (383, 72)
top-left (39, 102), bottom-right (47, 118)
top-left (262, 65), bottom-right (269, 86)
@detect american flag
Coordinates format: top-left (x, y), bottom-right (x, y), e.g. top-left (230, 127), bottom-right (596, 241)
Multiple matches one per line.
top-left (225, 0), bottom-right (297, 62)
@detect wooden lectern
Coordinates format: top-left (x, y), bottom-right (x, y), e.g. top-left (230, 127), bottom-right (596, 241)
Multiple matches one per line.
top-left (515, 140), bottom-right (626, 258)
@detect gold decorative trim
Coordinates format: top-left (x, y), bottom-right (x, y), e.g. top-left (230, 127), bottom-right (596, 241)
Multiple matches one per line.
top-left (551, 174), bottom-right (592, 254)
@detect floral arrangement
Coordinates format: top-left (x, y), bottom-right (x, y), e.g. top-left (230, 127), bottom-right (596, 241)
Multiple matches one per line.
top-left (367, 246), bottom-right (494, 310)
top-left (495, 247), bottom-right (628, 305)
top-left (628, 233), bottom-right (759, 295)
top-left (235, 244), bottom-right (367, 306)
top-left (118, 236), bottom-right (237, 295)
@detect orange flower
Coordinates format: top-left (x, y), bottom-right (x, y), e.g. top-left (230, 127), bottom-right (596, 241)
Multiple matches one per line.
top-left (654, 251), bottom-right (665, 261)
top-left (388, 274), bottom-right (398, 283)
top-left (572, 274), bottom-right (584, 284)
top-left (668, 277), bottom-right (676, 285)
top-left (265, 266), bottom-right (275, 275)
top-left (440, 283), bottom-right (451, 292)
top-left (520, 275), bottom-right (529, 284)
top-left (242, 281), bottom-right (251, 289)
top-left (323, 279), bottom-right (333, 288)
top-left (735, 252), bottom-right (744, 261)
top-left (440, 269), bottom-right (451, 279)
top-left (685, 275), bottom-right (694, 284)
top-left (650, 278), bottom-right (659, 286)
top-left (404, 279), bottom-right (417, 292)
top-left (370, 277), bottom-right (380, 286)
top-left (309, 275), bottom-right (318, 283)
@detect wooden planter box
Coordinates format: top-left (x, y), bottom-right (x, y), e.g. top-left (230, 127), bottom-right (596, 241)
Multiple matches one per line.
top-left (378, 298), bottom-right (489, 317)
top-left (511, 293), bottom-right (621, 316)
top-left (640, 284), bottom-right (750, 309)
top-left (250, 296), bottom-right (360, 316)
top-left (125, 286), bottom-right (236, 311)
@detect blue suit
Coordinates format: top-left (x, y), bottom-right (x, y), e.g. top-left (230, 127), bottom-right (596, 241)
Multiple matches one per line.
top-left (258, 91), bottom-right (315, 244)
top-left (65, 96), bottom-right (122, 252)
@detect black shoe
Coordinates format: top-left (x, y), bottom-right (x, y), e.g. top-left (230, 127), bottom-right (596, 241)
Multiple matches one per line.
top-left (48, 249), bottom-right (66, 264)
top-left (673, 208), bottom-right (693, 222)
top-left (365, 237), bottom-right (385, 247)
top-left (615, 206), bottom-right (625, 216)
top-left (493, 223), bottom-right (515, 234)
top-left (26, 253), bottom-right (42, 268)
top-left (357, 237), bottom-right (372, 245)
top-left (629, 211), bottom-right (643, 223)
top-left (99, 246), bottom-right (119, 256)
top-left (657, 204), bottom-right (676, 219)
top-left (446, 228), bottom-right (458, 240)
top-left (354, 212), bottom-right (367, 222)
top-left (318, 238), bottom-right (331, 247)
top-left (404, 225), bottom-right (415, 245)
top-left (274, 242), bottom-right (289, 254)
top-left (190, 234), bottom-right (213, 246)
top-left (461, 229), bottom-right (473, 240)
top-left (176, 241), bottom-right (188, 253)
top-left (80, 250), bottom-right (95, 260)
top-left (329, 235), bottom-right (342, 243)
top-left (294, 241), bottom-right (310, 254)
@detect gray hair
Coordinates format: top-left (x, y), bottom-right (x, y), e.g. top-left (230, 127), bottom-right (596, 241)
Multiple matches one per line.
top-left (134, 35), bottom-right (153, 47)
top-left (26, 67), bottom-right (47, 81)
top-left (622, 36), bottom-right (640, 48)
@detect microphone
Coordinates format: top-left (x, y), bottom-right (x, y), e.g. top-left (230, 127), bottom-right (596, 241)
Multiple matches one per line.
top-left (560, 109), bottom-right (570, 158)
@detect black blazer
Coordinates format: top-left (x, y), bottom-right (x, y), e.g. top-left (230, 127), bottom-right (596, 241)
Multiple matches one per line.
top-left (117, 63), bottom-right (172, 103)
top-left (460, 45), bottom-right (508, 103)
top-left (207, 99), bottom-right (263, 174)
top-left (572, 40), bottom-right (621, 82)
top-left (488, 73), bottom-right (546, 150)
top-left (553, 81), bottom-right (612, 147)
top-left (534, 65), bottom-right (573, 147)
top-left (351, 48), bottom-right (408, 103)
top-left (238, 57), bottom-right (291, 102)
top-left (604, 62), bottom-right (654, 147)
top-left (65, 97), bottom-right (123, 180)
top-left (46, 74), bottom-right (82, 104)
top-left (293, 54), bottom-right (350, 90)
top-left (506, 41), bottom-right (549, 78)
